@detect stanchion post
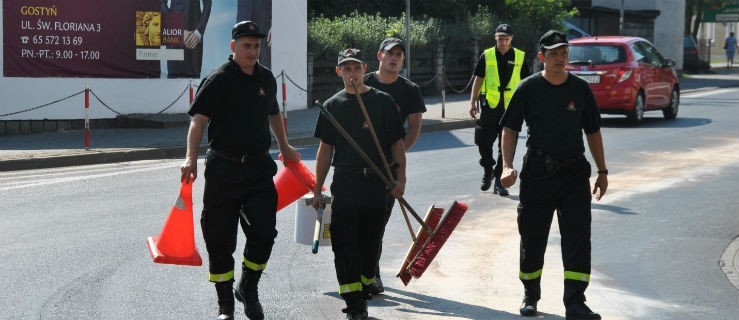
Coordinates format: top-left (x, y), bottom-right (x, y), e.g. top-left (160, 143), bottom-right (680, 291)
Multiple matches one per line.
top-left (189, 80), bottom-right (194, 105)
top-left (281, 70), bottom-right (288, 132)
top-left (441, 64), bottom-right (446, 119)
top-left (84, 84), bottom-right (90, 150)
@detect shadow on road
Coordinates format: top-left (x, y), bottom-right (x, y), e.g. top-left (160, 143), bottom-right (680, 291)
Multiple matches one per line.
top-left (601, 116), bottom-right (712, 128)
top-left (410, 129), bottom-right (474, 153)
top-left (592, 203), bottom-right (638, 215)
top-left (366, 287), bottom-right (564, 320)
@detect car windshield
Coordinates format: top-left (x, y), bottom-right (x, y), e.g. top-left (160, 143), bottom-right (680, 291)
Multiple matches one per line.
top-left (569, 44), bottom-right (627, 65)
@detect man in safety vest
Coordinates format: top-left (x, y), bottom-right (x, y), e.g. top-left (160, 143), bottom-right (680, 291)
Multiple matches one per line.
top-left (469, 23), bottom-right (530, 195)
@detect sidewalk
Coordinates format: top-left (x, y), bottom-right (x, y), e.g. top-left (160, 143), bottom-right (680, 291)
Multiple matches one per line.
top-left (1, 67), bottom-right (736, 171)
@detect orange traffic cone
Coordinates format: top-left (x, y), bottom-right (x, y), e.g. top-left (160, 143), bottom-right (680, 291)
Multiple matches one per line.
top-left (146, 181), bottom-right (202, 266)
top-left (275, 154), bottom-right (324, 212)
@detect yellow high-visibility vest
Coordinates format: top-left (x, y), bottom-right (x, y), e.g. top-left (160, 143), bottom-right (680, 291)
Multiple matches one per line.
top-left (481, 47), bottom-right (524, 109)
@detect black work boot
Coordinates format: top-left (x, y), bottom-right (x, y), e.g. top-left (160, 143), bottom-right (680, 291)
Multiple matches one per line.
top-left (364, 273), bottom-right (384, 296)
top-left (214, 281), bottom-right (234, 320)
top-left (480, 167), bottom-right (493, 191)
top-left (565, 302), bottom-right (601, 320)
top-left (341, 292), bottom-right (368, 320)
top-left (494, 177), bottom-right (509, 196)
top-left (520, 278), bottom-right (541, 317)
top-left (234, 266), bottom-right (264, 320)
top-left (519, 298), bottom-right (537, 317)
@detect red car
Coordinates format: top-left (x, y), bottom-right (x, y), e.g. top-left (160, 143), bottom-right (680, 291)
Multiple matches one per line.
top-left (566, 36), bottom-right (680, 124)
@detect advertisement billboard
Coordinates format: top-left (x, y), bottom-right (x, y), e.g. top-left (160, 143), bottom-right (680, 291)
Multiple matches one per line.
top-left (3, 0), bottom-right (276, 78)
top-left (0, 0), bottom-right (307, 120)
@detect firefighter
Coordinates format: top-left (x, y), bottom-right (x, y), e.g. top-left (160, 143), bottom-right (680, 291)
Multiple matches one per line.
top-left (180, 21), bottom-right (300, 320)
top-left (363, 37), bottom-right (427, 295)
top-left (313, 48), bottom-right (407, 320)
top-left (500, 30), bottom-right (608, 320)
top-left (469, 23), bottom-right (530, 195)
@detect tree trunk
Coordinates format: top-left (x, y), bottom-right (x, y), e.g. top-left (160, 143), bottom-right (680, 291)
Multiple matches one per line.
top-left (691, 0), bottom-right (705, 40)
top-left (685, 1), bottom-right (694, 35)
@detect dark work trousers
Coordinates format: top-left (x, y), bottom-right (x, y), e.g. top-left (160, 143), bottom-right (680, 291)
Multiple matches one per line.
top-left (474, 98), bottom-right (516, 178)
top-left (330, 169), bottom-right (392, 299)
top-left (372, 196), bottom-right (396, 280)
top-left (517, 150), bottom-right (592, 306)
top-left (201, 149), bottom-right (278, 282)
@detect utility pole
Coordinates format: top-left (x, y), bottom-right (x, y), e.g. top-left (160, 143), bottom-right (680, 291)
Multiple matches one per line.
top-left (619, 0), bottom-right (624, 35)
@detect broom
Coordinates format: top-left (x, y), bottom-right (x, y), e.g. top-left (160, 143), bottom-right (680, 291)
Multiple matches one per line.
top-left (407, 201), bottom-right (468, 279)
top-left (313, 99), bottom-right (430, 231)
top-left (397, 205), bottom-right (444, 285)
top-left (349, 80), bottom-right (418, 241)
top-left (346, 82), bottom-right (469, 283)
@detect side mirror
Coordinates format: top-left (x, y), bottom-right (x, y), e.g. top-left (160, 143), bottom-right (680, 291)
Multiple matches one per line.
top-left (664, 58), bottom-right (676, 68)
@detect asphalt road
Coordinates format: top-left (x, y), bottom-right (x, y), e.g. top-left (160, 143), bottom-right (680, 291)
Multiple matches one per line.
top-left (0, 88), bottom-right (737, 319)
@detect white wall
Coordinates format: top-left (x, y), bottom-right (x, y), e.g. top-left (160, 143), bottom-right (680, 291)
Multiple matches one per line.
top-left (272, 1), bottom-right (308, 112)
top-left (652, 0), bottom-right (685, 68)
top-left (592, 0), bottom-right (685, 68)
top-left (0, 0), bottom-right (308, 120)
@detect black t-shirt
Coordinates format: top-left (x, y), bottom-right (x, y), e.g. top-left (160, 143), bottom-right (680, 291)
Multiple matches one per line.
top-left (500, 72), bottom-right (601, 159)
top-left (188, 56), bottom-right (279, 155)
top-left (363, 72), bottom-right (426, 122)
top-left (314, 88), bottom-right (405, 169)
top-left (474, 47), bottom-right (531, 92)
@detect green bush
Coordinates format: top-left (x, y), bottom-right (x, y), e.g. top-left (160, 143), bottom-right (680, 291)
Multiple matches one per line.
top-left (308, 11), bottom-right (442, 58)
top-left (309, 4), bottom-right (575, 61)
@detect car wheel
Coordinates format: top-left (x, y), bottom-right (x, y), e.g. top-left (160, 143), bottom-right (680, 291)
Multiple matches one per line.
top-left (628, 92), bottom-right (645, 125)
top-left (662, 87), bottom-right (679, 120)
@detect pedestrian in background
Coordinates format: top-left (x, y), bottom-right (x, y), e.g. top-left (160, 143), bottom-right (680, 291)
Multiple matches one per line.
top-left (469, 23), bottom-right (530, 196)
top-left (499, 30), bottom-right (608, 320)
top-left (724, 32), bottom-right (737, 68)
top-left (363, 37), bottom-right (426, 296)
top-left (313, 48), bottom-right (406, 320)
top-left (180, 20), bottom-right (300, 320)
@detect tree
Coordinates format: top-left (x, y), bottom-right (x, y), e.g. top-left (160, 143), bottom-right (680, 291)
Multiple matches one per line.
top-left (685, 0), bottom-right (734, 38)
top-left (308, 0), bottom-right (489, 21)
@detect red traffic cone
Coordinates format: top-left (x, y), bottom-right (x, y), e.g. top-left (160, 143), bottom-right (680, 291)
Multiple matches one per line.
top-left (146, 181), bottom-right (202, 266)
top-left (275, 154), bottom-right (325, 212)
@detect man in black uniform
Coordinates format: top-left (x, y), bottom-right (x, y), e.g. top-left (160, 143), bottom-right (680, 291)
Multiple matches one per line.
top-left (499, 30), bottom-right (608, 320)
top-left (363, 37), bottom-right (426, 295)
top-left (469, 24), bottom-right (530, 195)
top-left (180, 20), bottom-right (300, 320)
top-left (313, 48), bottom-right (406, 320)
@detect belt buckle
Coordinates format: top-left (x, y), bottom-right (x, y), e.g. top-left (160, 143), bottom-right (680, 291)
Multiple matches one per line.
top-left (362, 168), bottom-right (370, 176)
top-left (240, 154), bottom-right (249, 163)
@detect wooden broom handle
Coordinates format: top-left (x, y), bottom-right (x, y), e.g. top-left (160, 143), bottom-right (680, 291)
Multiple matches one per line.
top-left (350, 80), bottom-right (417, 241)
top-left (314, 100), bottom-right (431, 234)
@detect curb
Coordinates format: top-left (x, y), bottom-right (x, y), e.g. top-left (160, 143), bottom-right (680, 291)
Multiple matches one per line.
top-left (0, 120), bottom-right (476, 172)
top-left (0, 146), bottom-right (187, 171)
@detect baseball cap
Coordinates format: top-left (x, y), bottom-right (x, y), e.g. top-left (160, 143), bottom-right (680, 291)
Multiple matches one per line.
top-left (379, 37), bottom-right (405, 52)
top-left (495, 24), bottom-right (513, 36)
top-left (539, 29), bottom-right (570, 50)
top-left (337, 48), bottom-right (364, 66)
top-left (232, 20), bottom-right (266, 39)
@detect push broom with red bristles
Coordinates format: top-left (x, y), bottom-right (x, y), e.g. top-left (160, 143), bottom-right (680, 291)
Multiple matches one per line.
top-left (397, 205), bottom-right (444, 285)
top-left (406, 201), bottom-right (468, 279)
top-left (316, 79), bottom-right (469, 285)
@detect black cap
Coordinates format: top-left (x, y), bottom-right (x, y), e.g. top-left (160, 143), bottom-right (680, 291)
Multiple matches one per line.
top-left (379, 37), bottom-right (405, 52)
top-left (337, 48), bottom-right (364, 66)
top-left (495, 24), bottom-right (513, 36)
top-left (232, 20), bottom-right (266, 39)
top-left (539, 29), bottom-right (569, 50)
